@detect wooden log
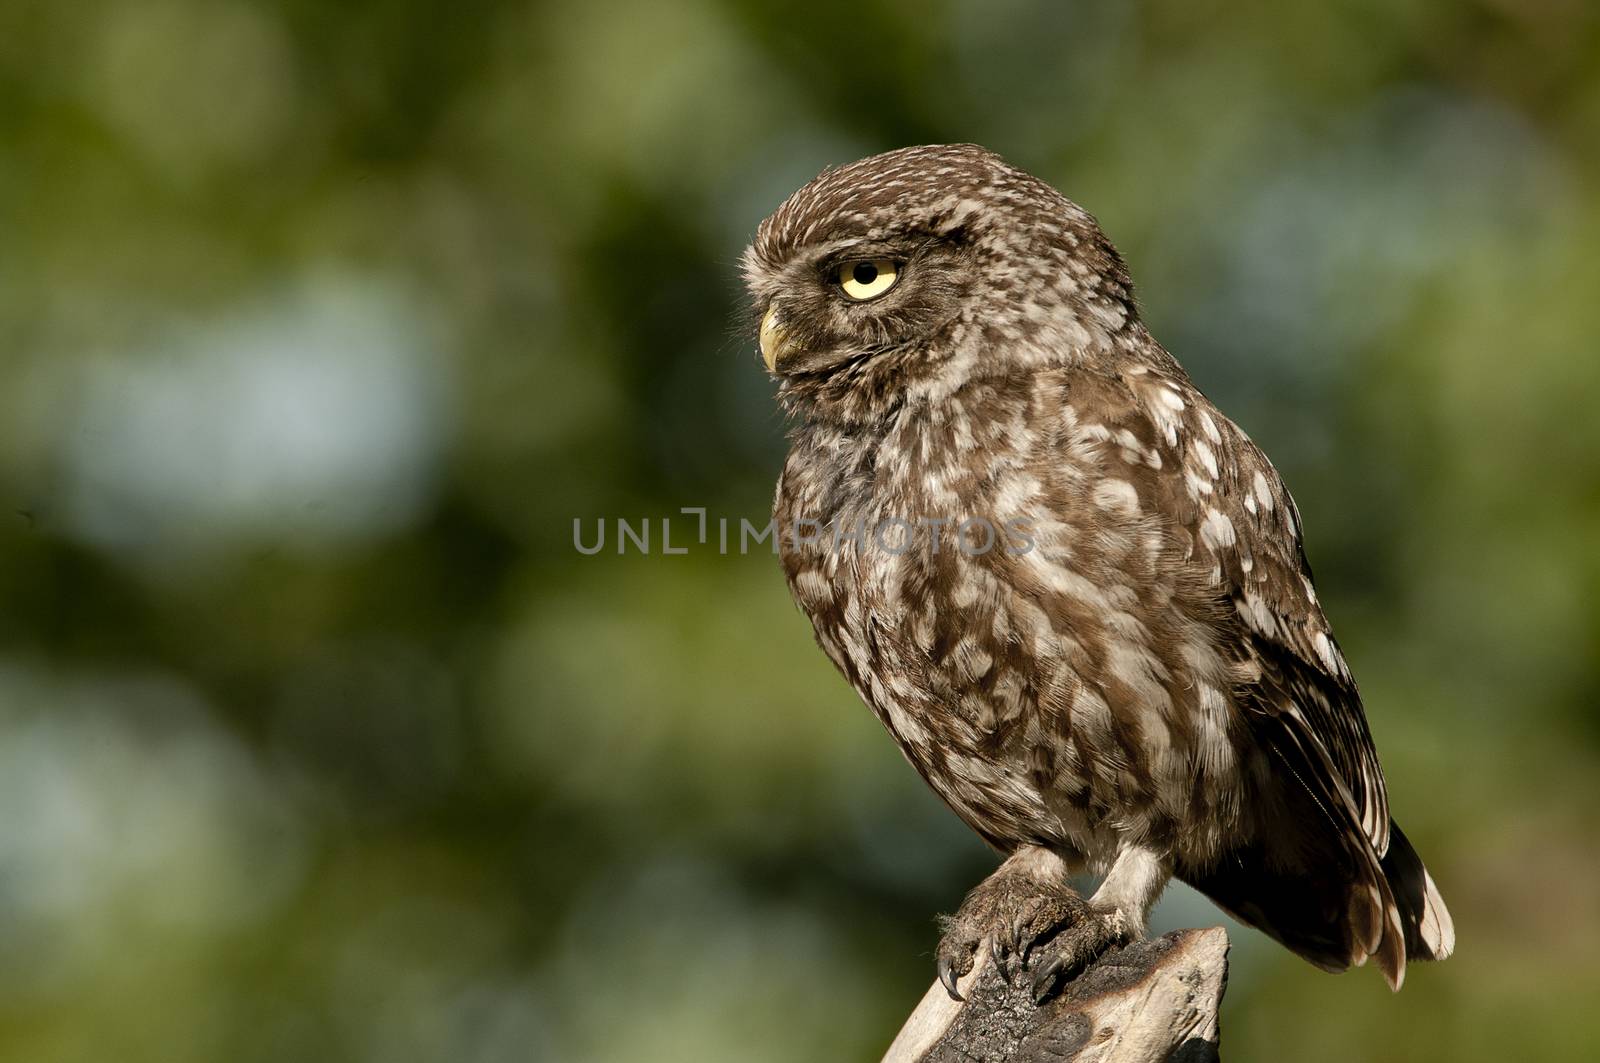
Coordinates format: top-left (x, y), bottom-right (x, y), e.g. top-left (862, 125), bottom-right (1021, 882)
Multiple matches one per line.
top-left (882, 927), bottom-right (1229, 1063)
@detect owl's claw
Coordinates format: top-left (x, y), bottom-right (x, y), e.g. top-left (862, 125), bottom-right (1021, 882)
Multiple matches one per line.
top-left (1030, 953), bottom-right (1069, 1004)
top-left (937, 949), bottom-right (967, 1001)
top-left (1028, 906), bottom-right (1133, 1003)
top-left (935, 853), bottom-right (1089, 999)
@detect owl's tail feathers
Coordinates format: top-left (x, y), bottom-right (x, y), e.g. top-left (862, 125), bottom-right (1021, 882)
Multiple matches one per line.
top-left (1180, 743), bottom-right (1452, 990)
top-left (1180, 834), bottom-right (1405, 988)
top-left (1381, 820), bottom-right (1456, 966)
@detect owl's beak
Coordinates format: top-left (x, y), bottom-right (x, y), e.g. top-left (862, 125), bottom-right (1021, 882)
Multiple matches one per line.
top-left (760, 303), bottom-right (794, 372)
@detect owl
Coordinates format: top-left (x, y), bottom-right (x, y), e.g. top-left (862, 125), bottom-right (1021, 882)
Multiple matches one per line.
top-left (743, 144), bottom-right (1453, 1001)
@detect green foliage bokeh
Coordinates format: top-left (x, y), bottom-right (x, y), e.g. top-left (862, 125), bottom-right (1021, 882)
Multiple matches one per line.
top-left (1, 1), bottom-right (1598, 1059)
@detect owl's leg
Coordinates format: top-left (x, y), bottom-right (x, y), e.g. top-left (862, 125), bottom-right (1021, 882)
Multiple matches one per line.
top-left (934, 844), bottom-right (1087, 1001)
top-left (1028, 843), bottom-right (1170, 1002)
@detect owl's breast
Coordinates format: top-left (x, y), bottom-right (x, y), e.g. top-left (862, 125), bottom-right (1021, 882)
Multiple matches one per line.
top-left (774, 413), bottom-right (1079, 848)
top-left (774, 387), bottom-right (1257, 860)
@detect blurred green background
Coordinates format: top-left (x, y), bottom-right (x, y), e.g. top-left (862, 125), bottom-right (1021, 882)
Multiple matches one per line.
top-left (2, 0), bottom-right (1598, 1059)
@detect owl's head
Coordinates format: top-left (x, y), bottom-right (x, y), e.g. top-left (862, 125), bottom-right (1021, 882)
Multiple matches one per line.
top-left (743, 144), bottom-right (1137, 424)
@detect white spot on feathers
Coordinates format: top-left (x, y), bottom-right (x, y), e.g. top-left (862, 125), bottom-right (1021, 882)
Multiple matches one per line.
top-left (1093, 479), bottom-right (1140, 514)
top-left (1253, 471), bottom-right (1275, 512)
top-left (1238, 593), bottom-right (1280, 637)
top-left (1313, 630), bottom-right (1345, 676)
top-left (1195, 684), bottom-right (1234, 775)
top-left (794, 568), bottom-right (832, 604)
top-left (1200, 508), bottom-right (1236, 550)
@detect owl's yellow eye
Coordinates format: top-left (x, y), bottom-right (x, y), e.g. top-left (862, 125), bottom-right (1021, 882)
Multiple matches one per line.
top-left (837, 259), bottom-right (899, 301)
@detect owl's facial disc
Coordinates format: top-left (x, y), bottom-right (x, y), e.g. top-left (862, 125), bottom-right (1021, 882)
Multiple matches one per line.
top-left (758, 238), bottom-right (961, 380)
top-left (746, 145), bottom-right (1137, 421)
top-left (761, 255), bottom-right (908, 372)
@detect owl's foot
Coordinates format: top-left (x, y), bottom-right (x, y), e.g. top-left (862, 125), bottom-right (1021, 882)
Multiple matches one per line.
top-left (1026, 905), bottom-right (1134, 1004)
top-left (934, 850), bottom-right (1087, 1001)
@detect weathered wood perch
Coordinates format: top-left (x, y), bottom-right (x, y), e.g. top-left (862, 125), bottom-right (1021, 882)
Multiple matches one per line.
top-left (883, 927), bottom-right (1229, 1063)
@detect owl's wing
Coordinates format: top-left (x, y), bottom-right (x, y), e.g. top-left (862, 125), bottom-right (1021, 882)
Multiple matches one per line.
top-left (1044, 363), bottom-right (1431, 983)
top-left (1067, 364), bottom-right (1391, 857)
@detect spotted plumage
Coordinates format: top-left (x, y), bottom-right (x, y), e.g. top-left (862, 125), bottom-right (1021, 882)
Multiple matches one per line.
top-left (744, 144), bottom-right (1453, 992)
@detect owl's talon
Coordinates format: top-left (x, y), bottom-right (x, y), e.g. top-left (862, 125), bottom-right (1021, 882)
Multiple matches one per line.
top-left (936, 949), bottom-right (968, 1001)
top-left (936, 850), bottom-right (1088, 997)
top-left (1030, 954), bottom-right (1066, 1003)
top-left (1026, 907), bottom-right (1133, 1004)
top-left (1012, 909), bottom-right (1037, 965)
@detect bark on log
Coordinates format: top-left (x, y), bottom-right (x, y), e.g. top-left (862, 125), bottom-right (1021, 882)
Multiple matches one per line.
top-left (882, 927), bottom-right (1228, 1063)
